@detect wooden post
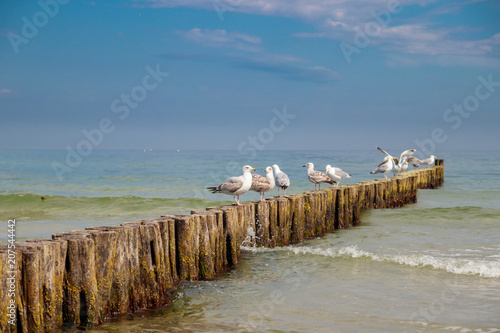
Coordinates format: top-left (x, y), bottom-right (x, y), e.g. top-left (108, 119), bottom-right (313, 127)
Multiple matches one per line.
top-left (288, 195), bottom-right (305, 244)
top-left (174, 216), bottom-right (199, 281)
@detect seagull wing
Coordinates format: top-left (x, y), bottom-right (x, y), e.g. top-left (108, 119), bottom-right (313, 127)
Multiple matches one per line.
top-left (400, 149), bottom-right (416, 163)
top-left (250, 174), bottom-right (271, 192)
top-left (377, 146), bottom-right (391, 157)
top-left (309, 170), bottom-right (334, 184)
top-left (334, 167), bottom-right (351, 179)
top-left (275, 172), bottom-right (290, 187)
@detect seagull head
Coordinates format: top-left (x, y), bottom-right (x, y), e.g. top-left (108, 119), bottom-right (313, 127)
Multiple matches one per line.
top-left (325, 165), bottom-right (332, 173)
top-left (303, 162), bottom-right (314, 168)
top-left (242, 165), bottom-right (256, 173)
top-left (265, 166), bottom-right (273, 173)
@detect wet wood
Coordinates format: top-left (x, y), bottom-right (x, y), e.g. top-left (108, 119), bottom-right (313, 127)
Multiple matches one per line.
top-left (0, 163), bottom-right (444, 333)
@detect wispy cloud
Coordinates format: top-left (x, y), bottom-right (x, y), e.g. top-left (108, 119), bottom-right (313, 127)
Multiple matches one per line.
top-left (175, 28), bottom-right (263, 52)
top-left (0, 89), bottom-right (13, 96)
top-left (161, 50), bottom-right (339, 83)
top-left (168, 27), bottom-right (339, 83)
top-left (136, 0), bottom-right (499, 67)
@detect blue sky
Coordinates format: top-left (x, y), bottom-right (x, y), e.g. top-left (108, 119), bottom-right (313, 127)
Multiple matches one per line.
top-left (1, 0), bottom-right (499, 153)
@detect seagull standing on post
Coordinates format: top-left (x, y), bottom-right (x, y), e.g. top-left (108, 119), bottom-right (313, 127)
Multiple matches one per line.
top-left (303, 162), bottom-right (335, 190)
top-left (272, 164), bottom-right (290, 197)
top-left (207, 165), bottom-right (256, 205)
top-left (250, 166), bottom-right (275, 202)
top-left (325, 165), bottom-right (352, 187)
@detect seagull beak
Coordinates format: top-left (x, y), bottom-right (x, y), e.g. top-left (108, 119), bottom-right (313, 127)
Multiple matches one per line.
top-left (302, 164), bottom-right (306, 167)
top-left (252, 168), bottom-right (256, 171)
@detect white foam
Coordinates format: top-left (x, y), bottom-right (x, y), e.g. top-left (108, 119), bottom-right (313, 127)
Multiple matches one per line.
top-left (241, 244), bottom-right (500, 278)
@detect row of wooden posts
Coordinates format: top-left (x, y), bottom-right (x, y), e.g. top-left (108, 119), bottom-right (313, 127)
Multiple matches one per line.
top-left (0, 161), bottom-right (444, 332)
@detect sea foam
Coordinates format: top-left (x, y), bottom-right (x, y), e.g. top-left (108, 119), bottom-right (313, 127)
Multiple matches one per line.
top-left (241, 245), bottom-right (500, 278)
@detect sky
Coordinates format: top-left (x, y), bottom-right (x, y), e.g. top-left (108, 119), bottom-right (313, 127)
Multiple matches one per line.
top-left (1, 0), bottom-right (499, 153)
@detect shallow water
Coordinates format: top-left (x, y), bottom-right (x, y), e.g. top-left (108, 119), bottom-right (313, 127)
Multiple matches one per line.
top-left (1, 149), bottom-right (499, 332)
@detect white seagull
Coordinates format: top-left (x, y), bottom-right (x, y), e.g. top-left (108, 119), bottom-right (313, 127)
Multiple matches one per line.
top-left (370, 148), bottom-right (397, 179)
top-left (272, 164), bottom-right (290, 197)
top-left (325, 165), bottom-right (352, 187)
top-left (207, 165), bottom-right (256, 205)
top-left (410, 155), bottom-right (437, 168)
top-left (377, 147), bottom-right (416, 176)
top-left (303, 162), bottom-right (335, 190)
top-left (250, 166), bottom-right (275, 202)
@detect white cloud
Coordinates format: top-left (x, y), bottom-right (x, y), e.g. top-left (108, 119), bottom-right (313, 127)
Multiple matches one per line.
top-left (176, 28), bottom-right (262, 52)
top-left (138, 0), bottom-right (499, 66)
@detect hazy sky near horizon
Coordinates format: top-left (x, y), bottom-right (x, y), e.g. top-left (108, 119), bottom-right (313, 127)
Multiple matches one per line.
top-left (1, 0), bottom-right (499, 153)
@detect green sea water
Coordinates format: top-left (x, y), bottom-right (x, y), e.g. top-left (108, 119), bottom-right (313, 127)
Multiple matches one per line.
top-left (1, 149), bottom-right (499, 332)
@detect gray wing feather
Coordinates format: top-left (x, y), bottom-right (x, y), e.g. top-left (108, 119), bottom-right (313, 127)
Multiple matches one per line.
top-left (400, 149), bottom-right (416, 162)
top-left (219, 181), bottom-right (243, 194)
top-left (334, 167), bottom-right (351, 178)
top-left (250, 174), bottom-right (272, 192)
top-left (309, 170), bottom-right (334, 184)
top-left (275, 172), bottom-right (290, 187)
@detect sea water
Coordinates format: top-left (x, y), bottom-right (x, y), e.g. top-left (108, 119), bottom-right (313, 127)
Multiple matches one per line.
top-left (1, 149), bottom-right (499, 332)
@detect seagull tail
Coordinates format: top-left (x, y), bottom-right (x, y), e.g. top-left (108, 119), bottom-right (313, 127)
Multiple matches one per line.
top-left (207, 186), bottom-right (220, 193)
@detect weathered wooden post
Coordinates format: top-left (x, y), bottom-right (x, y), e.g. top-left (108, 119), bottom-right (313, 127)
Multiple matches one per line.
top-left (324, 188), bottom-right (336, 231)
top-left (56, 232), bottom-right (99, 326)
top-left (275, 197), bottom-right (291, 246)
top-left (173, 216), bottom-right (199, 281)
top-left (288, 194), bottom-right (305, 244)
top-left (254, 201), bottom-right (270, 247)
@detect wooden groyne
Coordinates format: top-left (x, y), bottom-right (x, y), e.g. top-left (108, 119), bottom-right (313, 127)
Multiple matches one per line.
top-left (0, 161), bottom-right (444, 332)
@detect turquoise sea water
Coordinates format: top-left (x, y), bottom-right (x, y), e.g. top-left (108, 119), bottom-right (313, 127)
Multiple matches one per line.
top-left (1, 149), bottom-right (499, 332)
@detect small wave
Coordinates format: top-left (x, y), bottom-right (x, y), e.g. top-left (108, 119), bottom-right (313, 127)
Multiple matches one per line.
top-left (241, 245), bottom-right (500, 278)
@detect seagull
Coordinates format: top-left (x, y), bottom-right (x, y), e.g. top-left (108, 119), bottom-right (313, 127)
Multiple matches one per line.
top-left (272, 164), bottom-right (290, 197)
top-left (406, 156), bottom-right (422, 168)
top-left (370, 148), bottom-right (397, 179)
top-left (303, 162), bottom-right (335, 190)
top-left (410, 155), bottom-right (436, 168)
top-left (250, 166), bottom-right (275, 202)
top-left (325, 165), bottom-right (352, 187)
top-left (207, 165), bottom-right (256, 205)
top-left (377, 147), bottom-right (415, 176)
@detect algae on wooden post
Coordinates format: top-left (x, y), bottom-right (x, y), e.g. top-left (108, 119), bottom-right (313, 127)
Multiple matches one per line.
top-left (276, 197), bottom-right (291, 246)
top-left (288, 195), bottom-right (305, 244)
top-left (174, 216), bottom-right (199, 281)
top-left (196, 214), bottom-right (215, 279)
top-left (26, 239), bottom-right (67, 331)
top-left (324, 188), bottom-right (337, 232)
top-left (62, 234), bottom-right (99, 326)
top-left (255, 201), bottom-right (270, 247)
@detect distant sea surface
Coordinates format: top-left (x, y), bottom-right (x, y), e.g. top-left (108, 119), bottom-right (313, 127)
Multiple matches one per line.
top-left (1, 149), bottom-right (499, 332)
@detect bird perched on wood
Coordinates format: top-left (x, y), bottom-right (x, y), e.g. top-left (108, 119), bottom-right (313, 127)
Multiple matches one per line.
top-left (250, 166), bottom-right (275, 202)
top-left (408, 155), bottom-right (436, 168)
top-left (207, 165), bottom-right (256, 205)
top-left (325, 165), bottom-right (352, 187)
top-left (370, 147), bottom-right (398, 179)
top-left (377, 147), bottom-right (416, 176)
top-left (303, 162), bottom-right (335, 190)
top-left (272, 164), bottom-right (290, 197)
